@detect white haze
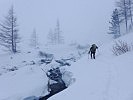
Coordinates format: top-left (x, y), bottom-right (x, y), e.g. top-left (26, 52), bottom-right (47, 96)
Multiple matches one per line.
top-left (0, 0), bottom-right (115, 45)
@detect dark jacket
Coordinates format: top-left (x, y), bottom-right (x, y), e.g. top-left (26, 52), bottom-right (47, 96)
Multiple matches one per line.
top-left (89, 44), bottom-right (98, 53)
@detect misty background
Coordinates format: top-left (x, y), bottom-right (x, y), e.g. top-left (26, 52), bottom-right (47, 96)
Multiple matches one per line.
top-left (0, 0), bottom-right (115, 45)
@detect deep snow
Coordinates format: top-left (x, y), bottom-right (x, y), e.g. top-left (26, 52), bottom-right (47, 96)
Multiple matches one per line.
top-left (0, 33), bottom-right (133, 100)
top-left (0, 0), bottom-right (133, 100)
top-left (0, 44), bottom-right (85, 100)
top-left (49, 51), bottom-right (133, 100)
top-left (48, 33), bottom-right (133, 100)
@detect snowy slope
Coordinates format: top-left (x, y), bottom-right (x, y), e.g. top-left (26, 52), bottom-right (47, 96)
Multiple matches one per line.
top-left (0, 66), bottom-right (47, 100)
top-left (49, 53), bottom-right (133, 100)
top-left (0, 51), bottom-right (48, 100)
top-left (0, 44), bottom-right (85, 100)
top-left (0, 33), bottom-right (133, 100)
top-left (49, 33), bottom-right (133, 100)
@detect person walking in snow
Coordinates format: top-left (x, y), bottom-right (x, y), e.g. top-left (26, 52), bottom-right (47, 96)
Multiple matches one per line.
top-left (88, 44), bottom-right (98, 59)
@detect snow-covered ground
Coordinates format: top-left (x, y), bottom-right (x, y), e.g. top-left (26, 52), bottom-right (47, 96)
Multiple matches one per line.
top-left (0, 33), bottom-right (133, 100)
top-left (49, 51), bottom-right (133, 100)
top-left (48, 33), bottom-right (133, 100)
top-left (0, 44), bottom-right (85, 100)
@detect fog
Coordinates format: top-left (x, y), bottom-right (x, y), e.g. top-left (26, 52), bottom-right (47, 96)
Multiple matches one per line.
top-left (0, 0), bottom-right (115, 45)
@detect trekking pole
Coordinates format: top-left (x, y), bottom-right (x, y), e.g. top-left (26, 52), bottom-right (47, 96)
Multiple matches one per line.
top-left (97, 49), bottom-right (100, 57)
top-left (88, 51), bottom-right (90, 59)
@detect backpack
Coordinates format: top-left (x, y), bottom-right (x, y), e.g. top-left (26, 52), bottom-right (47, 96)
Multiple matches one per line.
top-left (92, 44), bottom-right (96, 48)
top-left (90, 44), bottom-right (98, 52)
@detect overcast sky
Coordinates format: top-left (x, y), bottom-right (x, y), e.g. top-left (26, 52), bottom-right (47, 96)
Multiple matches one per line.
top-left (0, 0), bottom-right (115, 45)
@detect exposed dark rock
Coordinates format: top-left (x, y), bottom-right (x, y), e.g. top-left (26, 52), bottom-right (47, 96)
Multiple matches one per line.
top-left (40, 59), bottom-right (52, 65)
top-left (22, 61), bottom-right (27, 63)
top-left (55, 59), bottom-right (71, 66)
top-left (46, 67), bottom-right (63, 83)
top-left (39, 83), bottom-right (67, 100)
top-left (27, 51), bottom-right (31, 53)
top-left (30, 61), bottom-right (36, 65)
top-left (38, 51), bottom-right (53, 59)
top-left (62, 57), bottom-right (76, 62)
top-left (8, 66), bottom-right (18, 71)
top-left (39, 67), bottom-right (67, 100)
top-left (39, 52), bottom-right (54, 65)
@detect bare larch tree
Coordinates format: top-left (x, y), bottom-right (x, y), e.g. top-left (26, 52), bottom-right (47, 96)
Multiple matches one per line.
top-left (0, 6), bottom-right (20, 53)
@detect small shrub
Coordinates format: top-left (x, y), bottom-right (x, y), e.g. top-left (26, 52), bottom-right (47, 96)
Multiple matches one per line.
top-left (112, 40), bottom-right (131, 56)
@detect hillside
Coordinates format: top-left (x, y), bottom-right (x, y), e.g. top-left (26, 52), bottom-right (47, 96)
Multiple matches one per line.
top-left (0, 0), bottom-right (133, 99)
top-left (48, 33), bottom-right (133, 100)
top-left (0, 33), bottom-right (133, 100)
top-left (0, 44), bottom-right (86, 100)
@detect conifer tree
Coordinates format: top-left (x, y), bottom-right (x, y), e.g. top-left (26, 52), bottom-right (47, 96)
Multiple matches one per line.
top-left (30, 28), bottom-right (39, 48)
top-left (0, 6), bottom-right (20, 53)
top-left (109, 9), bottom-right (121, 38)
top-left (116, 0), bottom-right (129, 32)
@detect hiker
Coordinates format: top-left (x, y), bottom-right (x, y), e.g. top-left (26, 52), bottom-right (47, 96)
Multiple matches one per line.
top-left (88, 44), bottom-right (98, 59)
